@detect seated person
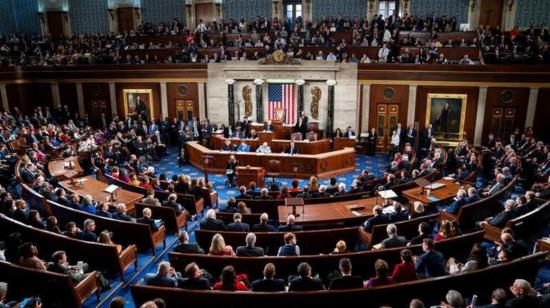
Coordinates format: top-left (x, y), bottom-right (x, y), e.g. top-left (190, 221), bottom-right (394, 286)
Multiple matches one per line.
top-left (95, 202), bottom-right (113, 218)
top-left (252, 213), bottom-right (276, 232)
top-left (209, 233), bottom-right (235, 256)
top-left (236, 186), bottom-right (252, 199)
top-left (415, 239), bottom-right (446, 278)
top-left (255, 188), bottom-right (273, 199)
top-left (344, 126), bottom-right (356, 139)
top-left (249, 129), bottom-right (258, 139)
top-left (328, 258), bottom-right (364, 290)
top-left (277, 214), bottom-right (302, 232)
top-left (47, 250), bottom-right (91, 284)
top-left (482, 174), bottom-right (506, 196)
top-left (333, 183), bottom-right (347, 196)
top-left (479, 199), bottom-right (518, 229)
top-left (465, 187), bottom-right (480, 203)
top-left (365, 259), bottom-right (393, 288)
top-left (314, 185), bottom-right (331, 197)
top-left (112, 203), bottom-right (134, 222)
top-left (263, 120), bottom-right (275, 132)
top-left (380, 224), bottom-right (407, 249)
top-left (236, 141), bottom-right (250, 152)
top-left (256, 142), bottom-right (272, 154)
top-left (277, 232), bottom-right (301, 256)
top-left (391, 249), bottom-right (417, 283)
top-left (285, 141), bottom-right (299, 154)
top-left (177, 262), bottom-right (211, 290)
top-left (251, 263), bottom-right (286, 292)
top-left (162, 193), bottom-right (184, 215)
top-left (213, 265), bottom-right (249, 291)
top-left (236, 233), bottom-right (265, 256)
top-left (145, 261), bottom-right (179, 287)
top-left (137, 207), bottom-right (161, 232)
top-left (408, 222), bottom-right (432, 245)
top-left (227, 213), bottom-right (250, 232)
top-left (445, 189), bottom-right (468, 214)
top-left (173, 231), bottom-right (204, 254)
top-left (288, 262), bottom-right (325, 291)
top-left (222, 139), bottom-right (234, 151)
top-left (362, 205), bottom-right (389, 231)
top-left (200, 209), bottom-right (226, 231)
top-left (77, 219), bottom-right (98, 242)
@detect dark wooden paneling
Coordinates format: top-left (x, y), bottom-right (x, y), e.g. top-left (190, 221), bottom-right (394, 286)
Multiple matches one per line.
top-left (415, 86), bottom-right (479, 143)
top-left (58, 83), bottom-right (78, 116)
top-left (82, 83), bottom-right (111, 124)
top-left (368, 84), bottom-right (409, 130)
top-left (6, 83), bottom-right (53, 115)
top-left (46, 11), bottom-right (65, 36)
top-left (117, 7), bottom-right (135, 32)
top-left (195, 3), bottom-right (215, 26)
top-left (482, 87), bottom-right (529, 143)
top-left (167, 83), bottom-right (199, 120)
top-left (115, 83), bottom-right (161, 121)
top-left (479, 0), bottom-right (504, 29)
top-left (534, 88), bottom-right (550, 143)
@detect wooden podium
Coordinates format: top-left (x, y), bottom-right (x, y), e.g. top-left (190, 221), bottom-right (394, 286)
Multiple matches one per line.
top-left (236, 166), bottom-right (265, 188)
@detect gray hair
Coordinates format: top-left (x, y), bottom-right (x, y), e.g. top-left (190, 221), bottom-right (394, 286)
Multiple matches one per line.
top-left (445, 290), bottom-right (464, 307)
top-left (260, 212), bottom-right (268, 223)
top-left (0, 282), bottom-right (7, 298)
top-left (386, 224), bottom-right (397, 235)
top-left (206, 209), bottom-right (216, 219)
top-left (245, 232), bottom-right (256, 247)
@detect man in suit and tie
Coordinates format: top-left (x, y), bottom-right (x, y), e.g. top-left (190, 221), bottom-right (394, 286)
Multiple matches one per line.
top-left (406, 124), bottom-right (417, 147)
top-left (445, 190), bottom-right (468, 214)
top-left (328, 258), bottom-right (364, 290)
top-left (20, 163), bottom-right (38, 183)
top-left (285, 141), bottom-right (299, 155)
top-left (137, 208), bottom-right (161, 232)
top-left (148, 120), bottom-right (159, 137)
top-left (362, 205), bottom-right (389, 231)
top-left (394, 123), bottom-right (406, 148)
top-left (381, 224), bottom-right (407, 249)
top-left (236, 233), bottom-right (265, 256)
top-left (295, 111), bottom-right (308, 139)
top-left (252, 213), bottom-right (276, 232)
top-left (173, 231), bottom-right (204, 254)
top-left (251, 263), bottom-right (286, 291)
top-left (277, 214), bottom-right (302, 232)
top-left (112, 204), bottom-right (135, 222)
top-left (263, 120), bottom-right (275, 132)
top-left (77, 219), bottom-right (98, 242)
top-left (480, 199), bottom-right (518, 228)
top-left (162, 193), bottom-right (184, 215)
top-left (423, 124), bottom-right (434, 148)
top-left (482, 174), bottom-right (506, 197)
top-left (240, 116), bottom-right (252, 136)
top-left (199, 209), bottom-right (226, 231)
top-left (288, 262), bottom-right (325, 291)
top-left (227, 213), bottom-right (250, 232)
top-left (177, 262), bottom-right (211, 290)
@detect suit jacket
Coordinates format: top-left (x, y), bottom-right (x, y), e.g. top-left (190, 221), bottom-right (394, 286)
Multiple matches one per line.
top-left (289, 277), bottom-right (324, 291)
top-left (77, 230), bottom-right (98, 242)
top-left (446, 198), bottom-right (468, 214)
top-left (415, 249), bottom-right (446, 278)
top-left (142, 197), bottom-right (161, 207)
top-left (489, 210), bottom-right (518, 228)
top-left (381, 235), bottom-right (407, 249)
top-left (227, 221), bottom-right (250, 232)
top-left (236, 245), bottom-right (264, 257)
top-left (96, 210), bottom-right (113, 219)
top-left (162, 200), bottom-right (183, 215)
top-left (295, 116), bottom-right (309, 135)
top-left (251, 278), bottom-right (286, 292)
top-left (20, 168), bottom-right (36, 183)
top-left (145, 274), bottom-right (178, 288)
top-left (253, 223), bottom-right (276, 232)
top-left (173, 243), bottom-right (204, 254)
top-left (177, 277), bottom-right (211, 290)
top-left (277, 224), bottom-right (302, 232)
top-left (113, 212), bottom-right (133, 222)
top-left (137, 216), bottom-right (160, 231)
top-left (285, 146), bottom-right (299, 154)
top-left (199, 218), bottom-right (226, 231)
top-left (328, 275), bottom-right (364, 290)
top-left (363, 214), bottom-right (389, 231)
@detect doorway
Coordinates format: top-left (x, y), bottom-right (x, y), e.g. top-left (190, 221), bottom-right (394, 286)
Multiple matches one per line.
top-left (117, 7), bottom-right (135, 33)
top-left (284, 0), bottom-right (302, 24)
top-left (47, 11), bottom-right (65, 36)
top-left (376, 104), bottom-right (400, 151)
top-left (479, 0), bottom-right (504, 28)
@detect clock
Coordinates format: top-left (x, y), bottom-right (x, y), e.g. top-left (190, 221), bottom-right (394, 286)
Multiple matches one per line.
top-left (272, 50), bottom-right (286, 63)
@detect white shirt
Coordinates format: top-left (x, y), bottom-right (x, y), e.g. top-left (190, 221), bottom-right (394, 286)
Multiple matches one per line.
top-left (391, 134), bottom-right (400, 146)
top-left (378, 47), bottom-right (390, 61)
top-left (256, 145), bottom-right (272, 154)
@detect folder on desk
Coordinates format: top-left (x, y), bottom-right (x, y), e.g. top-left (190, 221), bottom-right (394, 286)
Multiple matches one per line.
top-left (104, 184), bottom-right (120, 194)
top-left (378, 190), bottom-right (397, 199)
top-left (425, 182), bottom-right (446, 190)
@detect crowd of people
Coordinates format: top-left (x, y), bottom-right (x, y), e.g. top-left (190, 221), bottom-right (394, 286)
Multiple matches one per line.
top-left (0, 13), bottom-right (480, 66)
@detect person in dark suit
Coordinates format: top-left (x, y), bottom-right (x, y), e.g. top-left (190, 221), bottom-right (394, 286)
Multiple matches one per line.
top-left (288, 262), bottom-right (324, 291)
top-left (251, 263), bottom-right (286, 291)
top-left (145, 261), bottom-right (179, 288)
top-left (380, 224), bottom-right (407, 249)
top-left (225, 155), bottom-right (238, 186)
top-left (294, 111), bottom-right (308, 139)
top-left (328, 258), bottom-right (364, 290)
top-left (236, 233), bottom-right (265, 256)
top-left (277, 232), bottom-right (301, 256)
top-left (221, 139), bottom-right (234, 151)
top-left (136, 208), bottom-right (160, 232)
top-left (236, 186), bottom-right (253, 199)
top-left (112, 204), bottom-right (134, 222)
top-left (482, 174), bottom-right (506, 196)
top-left (162, 193), bottom-right (184, 215)
top-left (20, 163), bottom-right (38, 183)
top-left (77, 219), bottom-right (98, 242)
top-left (263, 120), bottom-right (275, 132)
top-left (465, 187), bottom-right (480, 203)
top-left (94, 202), bottom-right (112, 219)
top-left (173, 231), bottom-right (204, 254)
top-left (423, 124), bottom-right (434, 148)
top-left (406, 124), bottom-right (417, 147)
top-left (408, 222), bottom-right (432, 246)
top-left (277, 214), bottom-right (302, 232)
top-left (445, 190), bottom-right (468, 214)
top-left (506, 279), bottom-right (542, 308)
top-left (415, 239), bottom-right (446, 278)
top-left (252, 213), bottom-right (276, 232)
top-left (255, 188), bottom-right (273, 200)
top-left (227, 213), bottom-right (250, 232)
top-left (199, 209), bottom-right (226, 231)
top-left (479, 199), bottom-right (518, 228)
top-left (177, 262), bottom-right (211, 290)
top-left (285, 141), bottom-right (299, 155)
top-left (362, 206), bottom-right (389, 231)
top-left (367, 128), bottom-right (377, 156)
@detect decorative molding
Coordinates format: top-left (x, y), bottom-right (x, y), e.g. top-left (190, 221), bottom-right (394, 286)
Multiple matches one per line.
top-left (225, 79), bottom-right (236, 85)
top-left (326, 79), bottom-right (337, 86)
top-left (253, 79), bottom-right (264, 85)
top-left (295, 79), bottom-right (306, 86)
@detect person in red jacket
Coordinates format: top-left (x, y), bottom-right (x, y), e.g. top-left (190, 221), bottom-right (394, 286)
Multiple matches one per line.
top-left (391, 249), bottom-right (417, 283)
top-left (213, 265), bottom-right (250, 291)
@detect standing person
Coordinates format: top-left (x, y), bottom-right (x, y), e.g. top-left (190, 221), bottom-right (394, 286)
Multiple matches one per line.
top-left (387, 130), bottom-right (400, 160)
top-left (367, 127), bottom-right (377, 156)
top-left (295, 111), bottom-right (308, 139)
top-left (225, 155), bottom-right (237, 186)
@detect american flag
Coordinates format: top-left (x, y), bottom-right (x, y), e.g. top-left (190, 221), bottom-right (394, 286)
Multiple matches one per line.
top-left (268, 83), bottom-right (296, 124)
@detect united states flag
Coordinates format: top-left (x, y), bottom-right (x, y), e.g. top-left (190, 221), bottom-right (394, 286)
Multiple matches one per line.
top-left (268, 83), bottom-right (296, 124)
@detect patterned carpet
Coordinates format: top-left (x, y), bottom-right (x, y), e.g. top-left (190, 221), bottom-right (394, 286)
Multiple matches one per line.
top-left (153, 147), bottom-right (390, 206)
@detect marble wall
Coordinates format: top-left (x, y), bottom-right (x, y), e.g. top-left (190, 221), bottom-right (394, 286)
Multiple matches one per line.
top-left (207, 61), bottom-right (358, 132)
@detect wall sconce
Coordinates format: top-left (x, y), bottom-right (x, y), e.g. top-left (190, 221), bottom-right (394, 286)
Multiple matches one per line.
top-left (507, 0), bottom-right (515, 11)
top-left (134, 7), bottom-right (141, 20)
top-left (37, 12), bottom-right (45, 23)
top-left (470, 0), bottom-right (476, 10)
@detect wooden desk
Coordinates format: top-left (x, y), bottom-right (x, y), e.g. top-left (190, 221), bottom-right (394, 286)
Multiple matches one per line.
top-left (536, 239), bottom-right (550, 261)
top-left (401, 179), bottom-right (464, 205)
top-left (236, 166), bottom-right (265, 188)
top-left (210, 135), bottom-right (330, 155)
top-left (333, 137), bottom-right (356, 151)
top-left (187, 142), bottom-right (355, 179)
top-left (278, 198), bottom-right (377, 226)
top-left (249, 123), bottom-right (294, 139)
top-left (47, 157), bottom-right (84, 179)
top-left (59, 176), bottom-right (143, 215)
